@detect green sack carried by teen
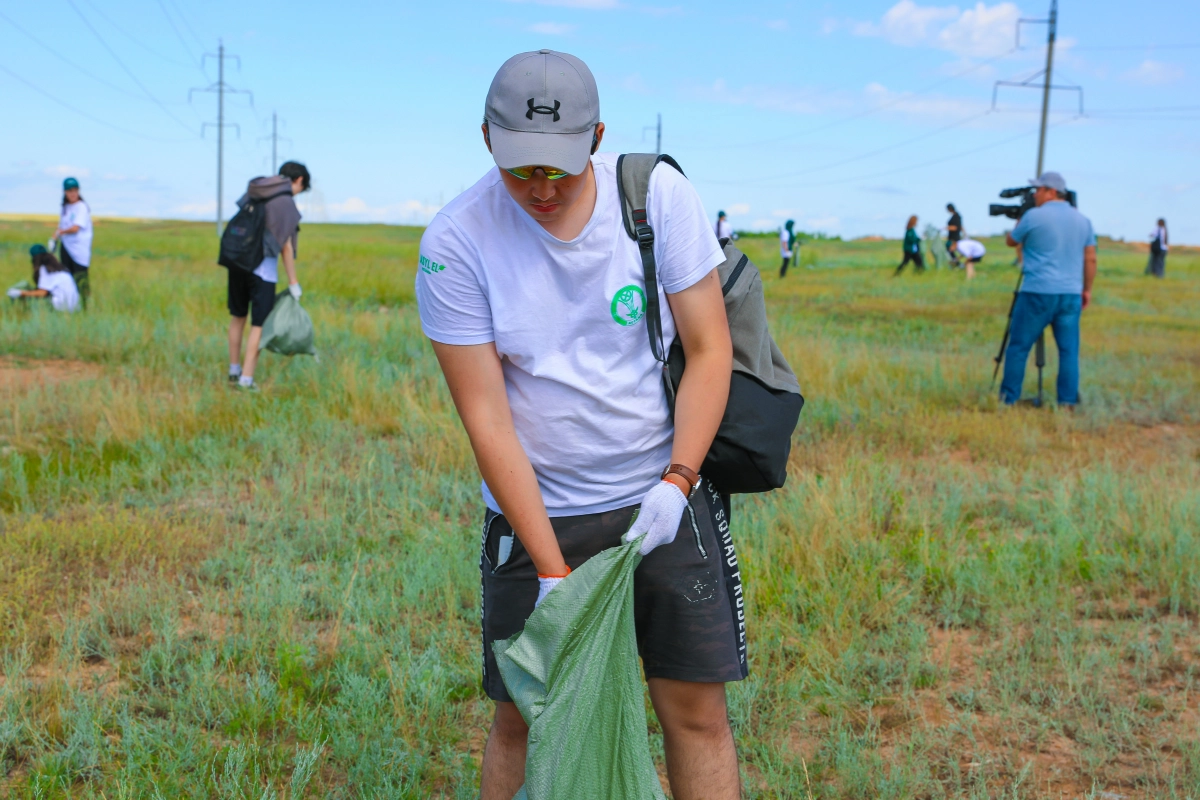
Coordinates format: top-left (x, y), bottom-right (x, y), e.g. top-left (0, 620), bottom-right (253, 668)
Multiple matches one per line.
top-left (493, 540), bottom-right (666, 800)
top-left (258, 292), bottom-right (316, 357)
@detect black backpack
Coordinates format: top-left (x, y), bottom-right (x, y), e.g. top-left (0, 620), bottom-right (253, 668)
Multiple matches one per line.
top-left (616, 153), bottom-right (804, 495)
top-left (218, 189), bottom-right (289, 272)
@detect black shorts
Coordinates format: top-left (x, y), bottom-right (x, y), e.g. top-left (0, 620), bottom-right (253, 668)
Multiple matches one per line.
top-left (227, 269), bottom-right (276, 327)
top-left (479, 479), bottom-right (748, 702)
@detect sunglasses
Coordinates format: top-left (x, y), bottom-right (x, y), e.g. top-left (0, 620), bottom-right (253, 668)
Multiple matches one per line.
top-left (504, 165), bottom-right (573, 181)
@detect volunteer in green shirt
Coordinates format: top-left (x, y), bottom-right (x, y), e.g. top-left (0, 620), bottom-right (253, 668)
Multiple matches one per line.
top-left (895, 215), bottom-right (925, 275)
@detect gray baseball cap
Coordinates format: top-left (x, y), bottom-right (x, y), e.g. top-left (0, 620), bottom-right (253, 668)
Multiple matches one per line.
top-left (1029, 171), bottom-right (1067, 192)
top-left (484, 49), bottom-right (600, 176)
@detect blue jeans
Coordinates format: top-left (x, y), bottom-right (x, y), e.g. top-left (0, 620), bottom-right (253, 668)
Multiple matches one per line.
top-left (999, 292), bottom-right (1082, 405)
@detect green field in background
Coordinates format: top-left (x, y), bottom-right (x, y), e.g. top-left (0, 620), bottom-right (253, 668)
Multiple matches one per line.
top-left (1, 217), bottom-right (1199, 798)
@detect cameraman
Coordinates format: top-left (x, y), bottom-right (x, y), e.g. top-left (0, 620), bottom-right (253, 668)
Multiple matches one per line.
top-left (1001, 172), bottom-right (1097, 407)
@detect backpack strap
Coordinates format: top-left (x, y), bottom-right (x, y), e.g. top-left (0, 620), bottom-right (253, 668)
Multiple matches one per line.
top-left (615, 153), bottom-right (685, 366)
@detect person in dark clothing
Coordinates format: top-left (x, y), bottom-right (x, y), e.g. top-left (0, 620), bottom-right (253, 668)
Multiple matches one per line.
top-left (945, 203), bottom-right (963, 267)
top-left (227, 161), bottom-right (311, 390)
top-left (1145, 218), bottom-right (1168, 278)
top-left (895, 215), bottom-right (924, 275)
top-left (779, 219), bottom-right (797, 277)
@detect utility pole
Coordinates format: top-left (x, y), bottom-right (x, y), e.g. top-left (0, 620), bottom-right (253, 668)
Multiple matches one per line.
top-left (995, 0), bottom-right (1081, 174)
top-left (1035, 0), bottom-right (1057, 176)
top-left (258, 112), bottom-right (292, 173)
top-left (190, 41), bottom-right (252, 235)
top-left (642, 113), bottom-right (662, 154)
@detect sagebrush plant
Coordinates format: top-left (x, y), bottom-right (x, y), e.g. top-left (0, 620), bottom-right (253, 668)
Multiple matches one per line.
top-left (1, 216), bottom-right (1198, 798)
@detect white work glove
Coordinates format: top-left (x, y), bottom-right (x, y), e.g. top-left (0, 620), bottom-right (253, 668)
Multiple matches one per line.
top-left (535, 576), bottom-right (564, 608)
top-left (7, 288), bottom-right (23, 299)
top-left (622, 481), bottom-right (689, 556)
top-left (288, 283), bottom-right (302, 299)
top-left (47, 237), bottom-right (57, 250)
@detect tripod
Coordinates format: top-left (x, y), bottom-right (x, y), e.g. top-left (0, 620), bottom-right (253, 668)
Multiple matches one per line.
top-left (991, 270), bottom-right (1046, 407)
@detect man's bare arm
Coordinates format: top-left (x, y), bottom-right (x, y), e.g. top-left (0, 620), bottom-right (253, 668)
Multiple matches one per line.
top-left (1082, 244), bottom-right (1097, 309)
top-left (664, 269), bottom-right (732, 473)
top-left (281, 239), bottom-right (298, 287)
top-left (430, 340), bottom-right (567, 576)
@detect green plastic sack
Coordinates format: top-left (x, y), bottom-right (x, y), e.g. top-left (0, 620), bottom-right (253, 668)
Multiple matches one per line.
top-left (258, 292), bottom-right (316, 357)
top-left (493, 540), bottom-right (667, 800)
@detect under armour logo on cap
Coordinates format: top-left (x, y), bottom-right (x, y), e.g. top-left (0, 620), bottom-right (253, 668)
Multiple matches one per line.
top-left (484, 49), bottom-right (601, 175)
top-left (526, 98), bottom-right (561, 121)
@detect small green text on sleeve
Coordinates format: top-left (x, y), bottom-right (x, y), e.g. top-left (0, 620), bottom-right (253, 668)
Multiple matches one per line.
top-left (419, 254), bottom-right (447, 275)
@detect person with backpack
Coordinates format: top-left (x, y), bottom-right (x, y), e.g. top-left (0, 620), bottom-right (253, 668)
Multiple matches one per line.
top-left (224, 161), bottom-right (310, 390)
top-left (894, 215), bottom-right (924, 275)
top-left (50, 177), bottom-right (92, 309)
top-left (416, 49), bottom-right (749, 800)
top-left (779, 219), bottom-right (798, 277)
top-left (715, 209), bottom-right (732, 240)
top-left (6, 244), bottom-right (80, 312)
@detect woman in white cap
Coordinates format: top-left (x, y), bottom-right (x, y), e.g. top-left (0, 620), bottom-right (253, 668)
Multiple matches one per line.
top-left (52, 177), bottom-right (93, 308)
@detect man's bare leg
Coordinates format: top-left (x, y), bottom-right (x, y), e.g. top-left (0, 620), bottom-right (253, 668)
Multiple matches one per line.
top-left (649, 678), bottom-right (739, 800)
top-left (228, 316), bottom-right (247, 368)
top-left (242, 326), bottom-right (265, 382)
top-left (480, 701), bottom-right (527, 800)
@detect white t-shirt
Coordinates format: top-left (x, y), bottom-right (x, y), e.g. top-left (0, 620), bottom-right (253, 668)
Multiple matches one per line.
top-left (38, 267), bottom-right (80, 312)
top-left (59, 201), bottom-right (93, 266)
top-left (956, 239), bottom-right (986, 259)
top-left (1152, 225), bottom-right (1168, 252)
top-left (715, 217), bottom-right (733, 240)
top-left (779, 227), bottom-right (793, 257)
top-left (254, 256), bottom-right (279, 283)
top-left (416, 153), bottom-right (723, 516)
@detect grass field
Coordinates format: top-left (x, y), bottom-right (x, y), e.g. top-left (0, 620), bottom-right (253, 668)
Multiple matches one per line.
top-left (1, 214), bottom-right (1199, 799)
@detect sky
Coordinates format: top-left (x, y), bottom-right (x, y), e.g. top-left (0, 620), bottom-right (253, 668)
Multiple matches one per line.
top-left (1, 0), bottom-right (1198, 242)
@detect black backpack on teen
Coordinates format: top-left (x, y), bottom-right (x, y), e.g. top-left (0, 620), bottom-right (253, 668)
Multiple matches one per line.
top-left (616, 153), bottom-right (804, 496)
top-left (217, 188), bottom-right (290, 273)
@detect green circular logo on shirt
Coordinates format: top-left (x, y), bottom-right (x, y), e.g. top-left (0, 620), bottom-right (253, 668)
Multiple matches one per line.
top-left (610, 285), bottom-right (646, 326)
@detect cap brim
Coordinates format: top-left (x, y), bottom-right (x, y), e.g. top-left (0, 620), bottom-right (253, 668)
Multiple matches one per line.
top-left (488, 124), bottom-right (593, 175)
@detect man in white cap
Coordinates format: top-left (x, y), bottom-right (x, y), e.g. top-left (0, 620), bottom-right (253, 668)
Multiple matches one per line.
top-left (416, 50), bottom-right (741, 798)
top-left (1002, 171), bottom-right (1097, 407)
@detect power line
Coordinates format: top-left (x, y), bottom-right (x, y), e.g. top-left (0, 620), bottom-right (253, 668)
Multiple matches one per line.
top-left (154, 0), bottom-right (201, 68)
top-left (77, 0), bottom-right (197, 69)
top-left (704, 109), bottom-right (993, 187)
top-left (0, 62), bottom-right (194, 143)
top-left (65, 0), bottom-right (197, 135)
top-left (166, 0), bottom-right (207, 53)
top-left (0, 8), bottom-right (195, 108)
top-left (690, 47), bottom-right (1016, 152)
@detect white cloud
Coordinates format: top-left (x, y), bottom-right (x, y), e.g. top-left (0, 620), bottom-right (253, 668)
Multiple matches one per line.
top-left (44, 165), bottom-right (91, 179)
top-left (323, 197), bottom-right (443, 224)
top-left (853, 1), bottom-right (1019, 58)
top-left (937, 2), bottom-right (1019, 58)
top-left (505, 0), bottom-right (620, 8)
top-left (529, 21), bottom-right (577, 34)
top-left (1122, 59), bottom-right (1185, 86)
top-left (693, 78), bottom-right (835, 115)
top-left (172, 201), bottom-right (216, 216)
top-left (820, 18), bottom-right (839, 35)
top-left (727, 203), bottom-right (750, 215)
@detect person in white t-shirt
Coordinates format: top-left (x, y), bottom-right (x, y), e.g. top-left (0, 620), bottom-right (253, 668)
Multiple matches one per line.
top-left (952, 237), bottom-right (986, 279)
top-left (417, 50), bottom-right (741, 799)
top-left (7, 244), bottom-right (80, 312)
top-left (51, 177), bottom-right (92, 309)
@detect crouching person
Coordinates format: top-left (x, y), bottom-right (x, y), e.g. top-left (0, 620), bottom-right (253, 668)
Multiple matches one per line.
top-left (7, 244), bottom-right (80, 312)
top-left (416, 50), bottom-right (745, 799)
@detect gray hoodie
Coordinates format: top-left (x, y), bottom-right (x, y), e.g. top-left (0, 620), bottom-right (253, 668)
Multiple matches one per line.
top-left (238, 175), bottom-right (301, 259)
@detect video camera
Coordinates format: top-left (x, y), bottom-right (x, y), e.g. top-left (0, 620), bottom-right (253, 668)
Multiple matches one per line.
top-left (989, 186), bottom-right (1077, 220)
